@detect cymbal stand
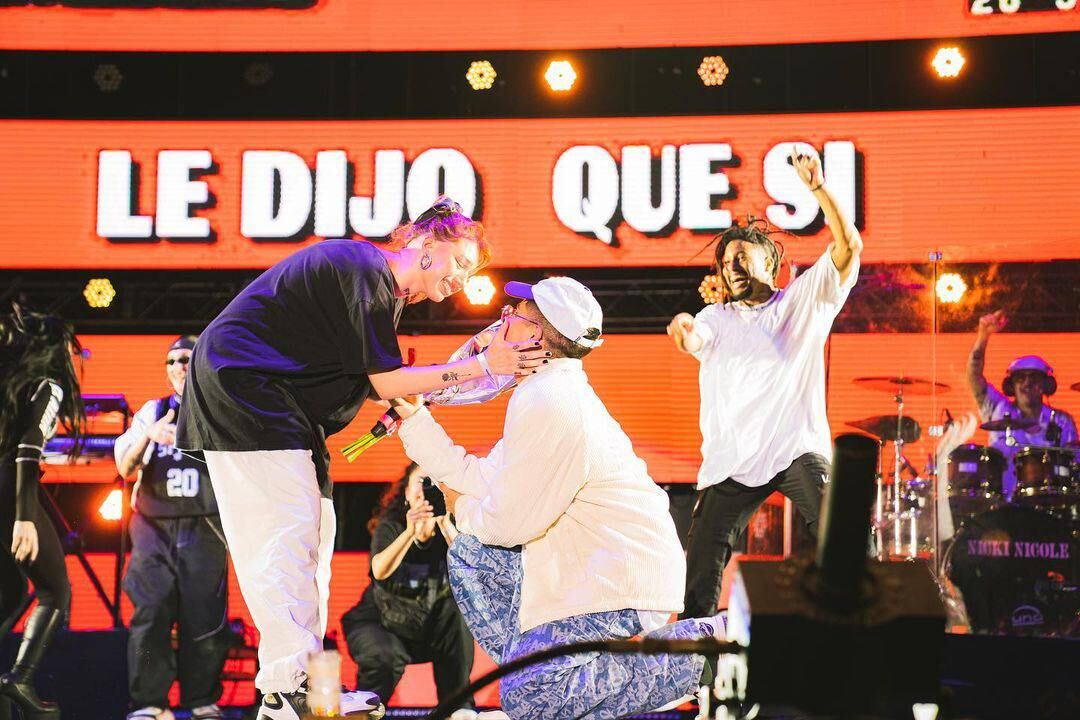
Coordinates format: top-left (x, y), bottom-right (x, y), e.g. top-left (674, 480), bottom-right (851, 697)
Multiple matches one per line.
top-left (893, 386), bottom-right (905, 558)
top-left (874, 439), bottom-right (885, 559)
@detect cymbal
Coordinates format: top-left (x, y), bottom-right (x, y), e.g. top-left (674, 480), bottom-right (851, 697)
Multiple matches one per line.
top-left (846, 415), bottom-right (921, 444)
top-left (852, 376), bottom-right (951, 395)
top-left (980, 416), bottom-right (1039, 432)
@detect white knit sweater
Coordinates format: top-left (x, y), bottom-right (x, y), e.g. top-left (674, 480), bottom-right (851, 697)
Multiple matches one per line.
top-left (397, 358), bottom-right (686, 632)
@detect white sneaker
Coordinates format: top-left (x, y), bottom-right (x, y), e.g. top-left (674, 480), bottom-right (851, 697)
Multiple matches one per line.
top-left (476, 713), bottom-right (511, 720)
top-left (258, 687), bottom-right (385, 720)
top-left (650, 693), bottom-right (695, 712)
top-left (126, 708), bottom-right (175, 720)
top-left (449, 710), bottom-right (479, 720)
top-left (341, 689), bottom-right (385, 718)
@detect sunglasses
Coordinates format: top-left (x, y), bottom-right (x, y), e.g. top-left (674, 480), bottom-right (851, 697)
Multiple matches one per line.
top-left (165, 357), bottom-right (191, 367)
top-left (499, 304), bottom-right (542, 341)
top-left (413, 198), bottom-right (462, 226)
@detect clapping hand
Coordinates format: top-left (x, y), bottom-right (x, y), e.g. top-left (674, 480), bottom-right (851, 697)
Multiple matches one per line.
top-left (147, 408), bottom-right (177, 445)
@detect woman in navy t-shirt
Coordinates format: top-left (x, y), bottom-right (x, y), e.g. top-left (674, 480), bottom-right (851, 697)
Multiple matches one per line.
top-left (176, 197), bottom-right (548, 720)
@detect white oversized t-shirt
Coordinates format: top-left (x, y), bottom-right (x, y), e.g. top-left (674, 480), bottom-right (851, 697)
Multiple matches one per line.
top-left (692, 249), bottom-right (858, 489)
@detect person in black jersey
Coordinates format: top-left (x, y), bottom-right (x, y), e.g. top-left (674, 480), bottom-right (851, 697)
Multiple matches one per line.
top-left (115, 336), bottom-right (228, 720)
top-left (175, 197), bottom-right (548, 720)
top-left (0, 307), bottom-right (85, 720)
top-left (342, 463), bottom-right (475, 719)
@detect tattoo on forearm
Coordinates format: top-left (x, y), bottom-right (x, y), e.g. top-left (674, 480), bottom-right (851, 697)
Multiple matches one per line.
top-left (442, 371), bottom-right (460, 383)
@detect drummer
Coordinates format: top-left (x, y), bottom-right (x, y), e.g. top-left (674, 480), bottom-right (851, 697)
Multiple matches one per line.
top-left (967, 310), bottom-right (1078, 499)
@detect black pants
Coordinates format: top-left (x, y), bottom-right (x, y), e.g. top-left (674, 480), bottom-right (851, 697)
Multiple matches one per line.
top-left (345, 593), bottom-right (475, 707)
top-left (0, 483), bottom-right (71, 638)
top-left (124, 513), bottom-right (229, 709)
top-left (680, 453), bottom-right (829, 619)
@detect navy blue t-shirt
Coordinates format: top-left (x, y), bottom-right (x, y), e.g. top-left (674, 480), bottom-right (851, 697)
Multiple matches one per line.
top-left (176, 240), bottom-right (404, 495)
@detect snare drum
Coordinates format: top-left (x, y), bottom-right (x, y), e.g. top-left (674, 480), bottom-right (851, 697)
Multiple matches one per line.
top-left (947, 444), bottom-right (1005, 514)
top-left (1013, 446), bottom-right (1079, 507)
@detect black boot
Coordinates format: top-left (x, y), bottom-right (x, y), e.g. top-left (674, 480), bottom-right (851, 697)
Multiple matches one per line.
top-left (0, 605), bottom-right (63, 719)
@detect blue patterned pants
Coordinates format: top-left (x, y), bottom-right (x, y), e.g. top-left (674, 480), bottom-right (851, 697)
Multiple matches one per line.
top-left (448, 534), bottom-right (707, 720)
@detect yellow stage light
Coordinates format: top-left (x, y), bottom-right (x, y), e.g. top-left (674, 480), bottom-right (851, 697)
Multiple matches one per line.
top-left (466, 60), bottom-right (497, 91)
top-left (545, 60), bottom-right (577, 92)
top-left (936, 272), bottom-right (967, 304)
top-left (699, 274), bottom-right (724, 305)
top-left (99, 489), bottom-right (123, 521)
top-left (84, 278), bottom-right (116, 308)
top-left (464, 275), bottom-right (497, 306)
top-left (932, 47), bottom-right (965, 79)
top-left (697, 55), bottom-right (730, 87)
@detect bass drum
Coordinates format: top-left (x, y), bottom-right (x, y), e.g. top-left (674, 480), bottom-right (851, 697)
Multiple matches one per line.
top-left (945, 506), bottom-right (1078, 636)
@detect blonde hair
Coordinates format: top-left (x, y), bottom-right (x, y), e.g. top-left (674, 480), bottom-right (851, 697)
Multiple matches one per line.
top-left (389, 196), bottom-right (491, 270)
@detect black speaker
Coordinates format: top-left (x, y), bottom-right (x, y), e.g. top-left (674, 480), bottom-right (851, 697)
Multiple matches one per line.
top-left (727, 435), bottom-right (946, 717)
top-left (731, 556), bottom-right (946, 716)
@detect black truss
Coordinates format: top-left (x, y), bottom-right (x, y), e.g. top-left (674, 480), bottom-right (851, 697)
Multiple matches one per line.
top-left (2, 261), bottom-right (1078, 335)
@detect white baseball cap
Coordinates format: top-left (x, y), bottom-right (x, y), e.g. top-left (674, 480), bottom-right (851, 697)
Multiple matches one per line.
top-left (504, 277), bottom-right (604, 348)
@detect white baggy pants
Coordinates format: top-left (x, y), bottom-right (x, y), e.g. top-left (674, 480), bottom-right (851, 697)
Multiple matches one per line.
top-left (203, 449), bottom-right (335, 693)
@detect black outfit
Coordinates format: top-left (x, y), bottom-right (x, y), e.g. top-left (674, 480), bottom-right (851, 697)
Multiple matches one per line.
top-left (0, 379), bottom-right (72, 719)
top-left (176, 240), bottom-right (405, 497)
top-left (122, 396), bottom-right (228, 710)
top-left (342, 511), bottom-right (474, 707)
top-left (680, 452), bottom-right (829, 619)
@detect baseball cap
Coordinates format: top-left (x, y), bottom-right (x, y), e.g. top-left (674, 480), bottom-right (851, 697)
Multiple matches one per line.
top-left (169, 335), bottom-right (198, 353)
top-left (504, 277), bottom-right (604, 348)
top-left (1003, 355), bottom-right (1056, 395)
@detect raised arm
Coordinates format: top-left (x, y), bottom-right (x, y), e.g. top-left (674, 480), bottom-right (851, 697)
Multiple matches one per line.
top-left (791, 149), bottom-right (863, 285)
top-left (968, 310), bottom-right (1006, 406)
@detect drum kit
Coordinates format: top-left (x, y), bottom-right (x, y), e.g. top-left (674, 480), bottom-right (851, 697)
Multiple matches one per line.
top-left (846, 375), bottom-right (1080, 636)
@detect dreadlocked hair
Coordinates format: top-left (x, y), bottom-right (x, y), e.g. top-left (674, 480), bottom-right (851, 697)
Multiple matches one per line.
top-left (0, 306), bottom-right (86, 456)
top-left (712, 217), bottom-right (786, 281)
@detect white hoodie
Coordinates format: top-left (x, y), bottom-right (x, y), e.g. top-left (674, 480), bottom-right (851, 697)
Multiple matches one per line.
top-left (397, 358), bottom-right (685, 632)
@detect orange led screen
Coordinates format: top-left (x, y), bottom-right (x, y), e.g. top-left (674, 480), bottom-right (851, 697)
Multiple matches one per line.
top-left (1, 0), bottom-right (1078, 52)
top-left (3, 107), bottom-right (1080, 271)
top-left (47, 332), bottom-right (1080, 487)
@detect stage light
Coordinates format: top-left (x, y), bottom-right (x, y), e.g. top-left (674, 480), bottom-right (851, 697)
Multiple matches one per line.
top-left (92, 64), bottom-right (123, 93)
top-left (243, 62), bottom-right (274, 87)
top-left (697, 55), bottom-right (730, 87)
top-left (464, 275), bottom-right (496, 306)
top-left (83, 278), bottom-right (116, 309)
top-left (932, 47), bottom-right (965, 79)
top-left (466, 60), bottom-right (497, 91)
top-left (99, 489), bottom-right (122, 522)
top-left (699, 274), bottom-right (724, 305)
top-left (936, 272), bottom-right (967, 304)
top-left (544, 60), bottom-right (577, 92)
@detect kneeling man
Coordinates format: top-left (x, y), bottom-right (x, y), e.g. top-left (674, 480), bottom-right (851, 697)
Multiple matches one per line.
top-left (393, 278), bottom-right (720, 720)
